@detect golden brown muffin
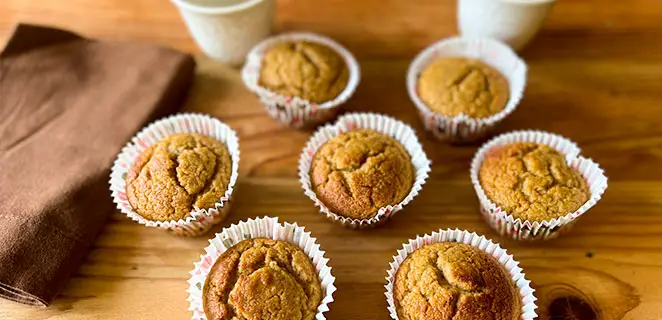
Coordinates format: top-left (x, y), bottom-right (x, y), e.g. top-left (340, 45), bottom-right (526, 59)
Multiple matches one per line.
top-left (125, 133), bottom-right (232, 222)
top-left (394, 242), bottom-right (521, 320)
top-left (259, 41), bottom-right (349, 103)
top-left (310, 129), bottom-right (414, 219)
top-left (417, 57), bottom-right (509, 118)
top-left (203, 238), bottom-right (322, 320)
top-left (479, 142), bottom-right (590, 221)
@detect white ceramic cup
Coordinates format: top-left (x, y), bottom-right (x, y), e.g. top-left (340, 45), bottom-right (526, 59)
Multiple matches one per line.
top-left (458, 0), bottom-right (555, 51)
top-left (171, 0), bottom-right (275, 65)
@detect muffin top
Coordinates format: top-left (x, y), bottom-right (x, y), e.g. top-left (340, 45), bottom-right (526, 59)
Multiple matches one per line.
top-left (125, 133), bottom-right (232, 222)
top-left (479, 142), bottom-right (590, 221)
top-left (310, 129), bottom-right (414, 219)
top-left (258, 41), bottom-right (349, 104)
top-left (394, 242), bottom-right (521, 320)
top-left (417, 57), bottom-right (509, 118)
top-left (203, 238), bottom-right (322, 320)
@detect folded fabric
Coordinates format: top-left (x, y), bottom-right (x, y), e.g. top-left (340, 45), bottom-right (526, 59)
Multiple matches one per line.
top-left (0, 23), bottom-right (196, 306)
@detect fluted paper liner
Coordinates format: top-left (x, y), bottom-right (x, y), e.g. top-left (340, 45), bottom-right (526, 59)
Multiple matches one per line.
top-left (242, 32), bottom-right (361, 128)
top-left (385, 229), bottom-right (537, 319)
top-left (470, 130), bottom-right (608, 240)
top-left (407, 37), bottom-right (527, 143)
top-left (109, 113), bottom-right (240, 236)
top-left (299, 113), bottom-right (431, 228)
top-left (186, 216), bottom-right (336, 320)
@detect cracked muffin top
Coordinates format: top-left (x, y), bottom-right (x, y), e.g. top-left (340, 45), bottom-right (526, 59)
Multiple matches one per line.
top-left (310, 129), bottom-right (414, 219)
top-left (258, 41), bottom-right (349, 104)
top-left (479, 142), bottom-right (590, 221)
top-left (203, 238), bottom-right (322, 320)
top-left (417, 57), bottom-right (509, 118)
top-left (394, 242), bottom-right (521, 320)
top-left (125, 133), bottom-right (232, 222)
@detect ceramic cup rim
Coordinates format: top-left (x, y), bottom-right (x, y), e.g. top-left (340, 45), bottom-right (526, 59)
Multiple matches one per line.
top-left (499, 0), bottom-right (556, 5)
top-left (171, 0), bottom-right (267, 15)
top-left (463, 0), bottom-right (555, 5)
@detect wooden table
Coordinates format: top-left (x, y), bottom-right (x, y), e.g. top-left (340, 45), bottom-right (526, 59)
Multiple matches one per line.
top-left (2, 0), bottom-right (662, 319)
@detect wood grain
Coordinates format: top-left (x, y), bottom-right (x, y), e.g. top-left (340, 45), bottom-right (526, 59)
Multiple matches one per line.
top-left (2, 0), bottom-right (662, 319)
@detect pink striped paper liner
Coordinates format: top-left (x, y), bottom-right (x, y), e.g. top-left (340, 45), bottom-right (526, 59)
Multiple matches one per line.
top-left (385, 229), bottom-right (537, 319)
top-left (299, 112), bottom-right (431, 229)
top-left (470, 130), bottom-right (608, 240)
top-left (109, 113), bottom-right (240, 236)
top-left (186, 216), bottom-right (336, 320)
top-left (242, 32), bottom-right (361, 128)
top-left (407, 36), bottom-right (527, 143)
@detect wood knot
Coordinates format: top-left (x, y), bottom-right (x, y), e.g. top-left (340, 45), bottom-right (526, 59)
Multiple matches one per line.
top-left (532, 267), bottom-right (640, 320)
top-left (548, 296), bottom-right (597, 320)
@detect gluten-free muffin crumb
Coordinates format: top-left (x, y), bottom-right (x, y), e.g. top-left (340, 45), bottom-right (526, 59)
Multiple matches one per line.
top-left (203, 238), bottom-right (322, 320)
top-left (259, 41), bottom-right (349, 104)
top-left (394, 242), bottom-right (521, 320)
top-left (479, 142), bottom-right (590, 221)
top-left (310, 129), bottom-right (414, 219)
top-left (125, 133), bottom-right (232, 222)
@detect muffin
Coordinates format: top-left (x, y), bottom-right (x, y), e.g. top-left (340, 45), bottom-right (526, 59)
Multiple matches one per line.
top-left (394, 242), bottom-right (521, 320)
top-left (259, 41), bottom-right (349, 104)
top-left (478, 142), bottom-right (590, 221)
top-left (310, 129), bottom-right (414, 219)
top-left (417, 57), bottom-right (509, 118)
top-left (125, 133), bottom-right (232, 222)
top-left (202, 238), bottom-right (322, 320)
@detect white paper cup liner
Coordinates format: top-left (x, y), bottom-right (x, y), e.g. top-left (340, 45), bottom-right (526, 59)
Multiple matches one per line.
top-left (109, 113), bottom-right (240, 237)
top-left (385, 229), bottom-right (537, 319)
top-left (407, 36), bottom-right (527, 143)
top-left (470, 130), bottom-right (608, 240)
top-left (186, 216), bottom-right (336, 320)
top-left (298, 113), bottom-right (431, 229)
top-left (242, 32), bottom-right (361, 128)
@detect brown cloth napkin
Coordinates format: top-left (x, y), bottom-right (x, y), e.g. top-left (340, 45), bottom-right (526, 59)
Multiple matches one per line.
top-left (0, 24), bottom-right (195, 306)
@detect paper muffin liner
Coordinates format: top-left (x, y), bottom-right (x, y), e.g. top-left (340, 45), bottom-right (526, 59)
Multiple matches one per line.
top-left (186, 216), bottom-right (336, 320)
top-left (385, 229), bottom-right (538, 320)
top-left (407, 36), bottom-right (527, 143)
top-left (109, 113), bottom-right (240, 237)
top-left (242, 32), bottom-right (361, 128)
top-left (470, 130), bottom-right (608, 240)
top-left (298, 112), bottom-right (431, 229)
